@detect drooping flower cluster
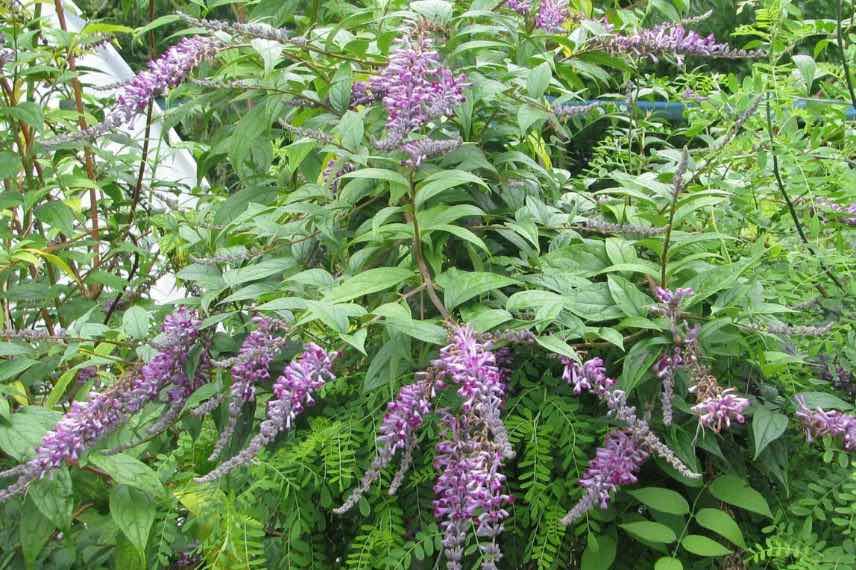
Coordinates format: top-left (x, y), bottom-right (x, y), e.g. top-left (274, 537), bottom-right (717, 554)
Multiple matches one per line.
top-left (337, 327), bottom-right (518, 568)
top-left (433, 412), bottom-right (510, 570)
top-left (369, 30), bottom-right (467, 148)
top-left (579, 218), bottom-right (666, 237)
top-left (42, 36), bottom-right (221, 146)
top-left (795, 397), bottom-right (856, 452)
top-left (560, 355), bottom-right (700, 514)
top-left (209, 317), bottom-right (287, 461)
top-left (195, 343), bottom-right (337, 483)
top-left (535, 0), bottom-right (569, 33)
top-left (0, 307), bottom-right (202, 500)
top-left (560, 430), bottom-right (649, 526)
top-left (651, 287), bottom-right (751, 430)
top-left (593, 21), bottom-right (765, 64)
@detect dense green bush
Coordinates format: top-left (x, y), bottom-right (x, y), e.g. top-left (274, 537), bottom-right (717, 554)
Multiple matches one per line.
top-left (1, 1), bottom-right (855, 568)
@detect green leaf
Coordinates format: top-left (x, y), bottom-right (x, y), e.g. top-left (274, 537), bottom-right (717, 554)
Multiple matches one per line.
top-left (335, 110), bottom-right (363, 151)
top-left (29, 467), bottom-right (73, 530)
top-left (305, 300), bottom-right (349, 333)
top-left (88, 453), bottom-right (165, 498)
top-left (627, 487), bottom-right (690, 515)
top-left (21, 497), bottom-right (54, 568)
top-left (654, 557), bottom-right (683, 570)
top-left (325, 267), bottom-right (414, 303)
top-left (110, 485), bottom-right (156, 555)
top-left (222, 257), bottom-right (294, 287)
top-left (752, 406), bottom-right (788, 459)
top-left (0, 150), bottom-right (19, 178)
top-left (607, 274), bottom-right (653, 317)
top-left (619, 521), bottom-right (677, 544)
top-left (518, 104), bottom-right (549, 133)
top-left (0, 407), bottom-right (62, 461)
top-left (0, 357), bottom-right (37, 382)
top-left (709, 475), bottom-right (772, 518)
top-left (681, 534), bottom-right (732, 557)
top-left (581, 534), bottom-right (616, 570)
top-left (415, 169), bottom-right (489, 209)
top-left (134, 14), bottom-right (180, 38)
top-left (340, 168), bottom-right (408, 189)
top-left (792, 54), bottom-right (816, 91)
top-left (435, 269), bottom-right (518, 310)
top-left (535, 335), bottom-right (578, 360)
top-left (122, 306), bottom-right (151, 340)
top-left (796, 391), bottom-right (853, 411)
top-left (35, 201), bottom-right (75, 236)
top-left (214, 185), bottom-right (275, 225)
top-left (329, 63), bottom-right (354, 114)
top-left (619, 337), bottom-right (665, 392)
top-left (695, 508), bottom-right (746, 548)
top-left (527, 61), bottom-right (552, 99)
top-left (411, 0), bottom-right (453, 23)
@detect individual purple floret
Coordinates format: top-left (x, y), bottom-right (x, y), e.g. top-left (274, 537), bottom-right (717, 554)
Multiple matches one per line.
top-left (561, 357), bottom-right (700, 479)
top-left (371, 30), bottom-right (467, 148)
top-left (795, 397), bottom-right (856, 451)
top-left (691, 389), bottom-right (749, 432)
top-left (209, 317), bottom-right (286, 461)
top-left (505, 0), bottom-right (531, 16)
top-left (0, 308), bottom-right (202, 501)
top-left (350, 81), bottom-right (379, 107)
top-left (561, 429), bottom-right (649, 526)
top-left (334, 375), bottom-right (438, 514)
top-left (195, 343), bottom-right (337, 483)
top-left (535, 0), bottom-right (568, 33)
top-left (42, 36), bottom-right (221, 146)
top-left (401, 137), bottom-right (462, 167)
top-left (594, 21), bottom-right (765, 64)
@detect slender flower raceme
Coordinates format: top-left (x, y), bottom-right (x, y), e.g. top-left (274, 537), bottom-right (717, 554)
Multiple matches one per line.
top-left (334, 374), bottom-right (438, 513)
top-left (42, 36), bottom-right (221, 146)
top-left (505, 0), bottom-right (531, 16)
top-left (593, 21), bottom-right (764, 63)
top-left (195, 343), bottom-right (337, 483)
top-left (561, 430), bottom-right (649, 526)
top-left (0, 308), bottom-right (202, 500)
top-left (401, 137), bottom-right (462, 167)
top-left (795, 397), bottom-right (856, 451)
top-left (562, 357), bottom-right (700, 479)
top-left (209, 317), bottom-right (286, 460)
top-left (535, 0), bottom-right (569, 33)
top-left (813, 197), bottom-right (856, 225)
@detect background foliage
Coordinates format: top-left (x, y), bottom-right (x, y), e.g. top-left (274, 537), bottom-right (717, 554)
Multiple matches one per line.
top-left (1, 0), bottom-right (855, 568)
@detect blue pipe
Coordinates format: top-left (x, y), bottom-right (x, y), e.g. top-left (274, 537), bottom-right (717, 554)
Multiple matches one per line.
top-left (564, 99), bottom-right (856, 121)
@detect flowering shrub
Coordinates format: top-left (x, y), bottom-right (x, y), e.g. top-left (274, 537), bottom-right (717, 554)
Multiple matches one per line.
top-left (1, 1), bottom-right (855, 569)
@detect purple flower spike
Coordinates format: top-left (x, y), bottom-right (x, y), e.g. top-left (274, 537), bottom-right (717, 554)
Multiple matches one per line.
top-left (401, 137), bottom-right (462, 167)
top-left (1, 308), bottom-right (202, 501)
top-left (535, 0), bottom-right (568, 33)
top-left (335, 375), bottom-right (437, 514)
top-left (691, 389), bottom-right (749, 432)
top-left (506, 0), bottom-right (531, 16)
top-left (561, 430), bottom-right (649, 526)
top-left (371, 30), bottom-right (467, 148)
top-left (43, 36), bottom-right (221, 146)
top-left (195, 344), bottom-right (337, 483)
top-left (209, 317), bottom-right (286, 461)
top-left (795, 397), bottom-right (856, 451)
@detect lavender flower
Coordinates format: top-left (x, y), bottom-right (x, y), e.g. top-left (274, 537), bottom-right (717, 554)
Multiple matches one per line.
top-left (371, 30), bottom-right (467, 148)
top-left (209, 317), bottom-right (285, 460)
top-left (401, 137), bottom-right (462, 167)
top-left (553, 100), bottom-right (604, 120)
top-left (795, 397), bottom-right (856, 451)
top-left (654, 351), bottom-right (681, 425)
top-left (505, 0), bottom-right (530, 15)
top-left (195, 343), bottom-right (337, 483)
top-left (813, 198), bottom-right (856, 225)
top-left (562, 357), bottom-right (700, 479)
top-left (0, 308), bottom-right (202, 501)
top-left (561, 430), bottom-right (649, 526)
top-left (42, 36), bottom-right (220, 146)
top-left (433, 412), bottom-right (511, 570)
top-left (335, 376), bottom-right (437, 514)
top-left (593, 21), bottom-right (764, 64)
top-left (691, 389), bottom-right (749, 432)
top-left (350, 81), bottom-right (379, 107)
top-left (535, 0), bottom-right (568, 33)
